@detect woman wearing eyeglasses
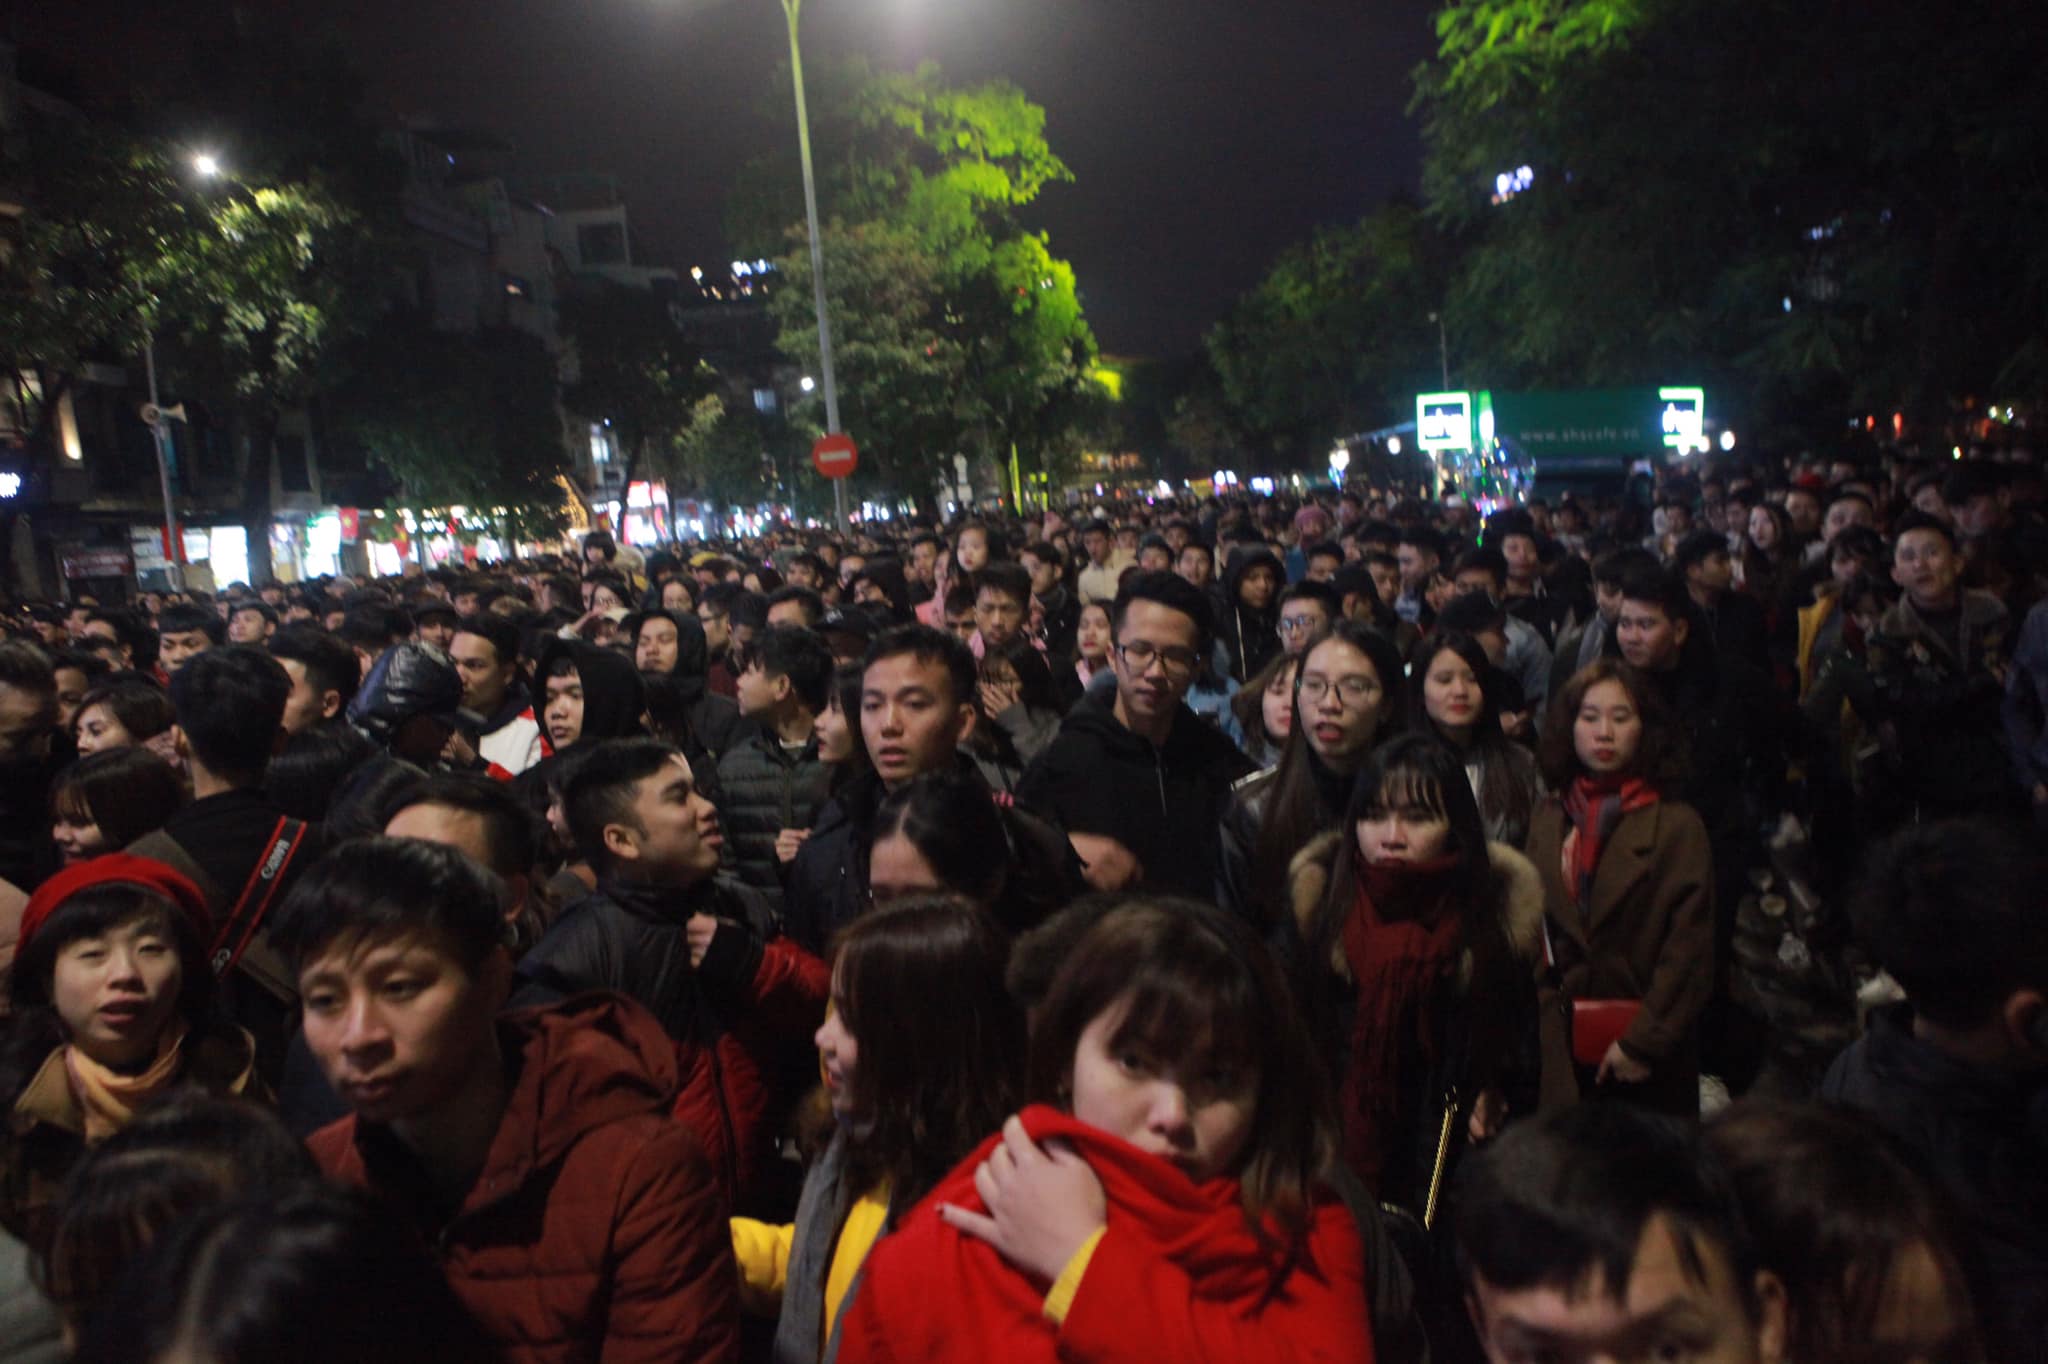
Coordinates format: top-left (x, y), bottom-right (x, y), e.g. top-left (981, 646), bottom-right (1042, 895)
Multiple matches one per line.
top-left (1219, 622), bottom-right (1408, 928)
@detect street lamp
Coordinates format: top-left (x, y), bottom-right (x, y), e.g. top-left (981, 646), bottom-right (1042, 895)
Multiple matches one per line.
top-left (191, 152), bottom-right (222, 178)
top-left (780, 0), bottom-right (847, 530)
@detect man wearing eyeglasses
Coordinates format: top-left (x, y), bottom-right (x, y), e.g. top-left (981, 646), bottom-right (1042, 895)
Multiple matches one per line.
top-left (1018, 572), bottom-right (1256, 898)
top-left (1275, 580), bottom-right (1340, 658)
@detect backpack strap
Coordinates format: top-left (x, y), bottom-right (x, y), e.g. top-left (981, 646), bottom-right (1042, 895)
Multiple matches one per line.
top-left (209, 817), bottom-right (310, 980)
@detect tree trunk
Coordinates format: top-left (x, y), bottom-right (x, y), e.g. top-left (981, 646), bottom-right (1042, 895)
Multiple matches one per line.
top-left (240, 404), bottom-right (279, 587)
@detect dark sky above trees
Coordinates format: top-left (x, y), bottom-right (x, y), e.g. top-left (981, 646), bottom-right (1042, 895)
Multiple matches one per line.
top-left (16, 0), bottom-right (1440, 356)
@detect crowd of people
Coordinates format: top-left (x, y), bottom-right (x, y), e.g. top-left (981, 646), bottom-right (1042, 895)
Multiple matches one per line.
top-left (0, 448), bottom-right (2039, 1361)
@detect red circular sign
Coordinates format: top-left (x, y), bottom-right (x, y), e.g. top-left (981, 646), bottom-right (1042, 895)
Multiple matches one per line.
top-left (811, 433), bottom-right (859, 479)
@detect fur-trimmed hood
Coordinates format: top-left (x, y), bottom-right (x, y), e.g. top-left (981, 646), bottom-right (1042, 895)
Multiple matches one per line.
top-left (1286, 829), bottom-right (1545, 981)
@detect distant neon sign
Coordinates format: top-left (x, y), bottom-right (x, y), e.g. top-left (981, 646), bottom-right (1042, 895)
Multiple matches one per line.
top-left (1659, 386), bottom-right (1706, 453)
top-left (1417, 392), bottom-right (1474, 453)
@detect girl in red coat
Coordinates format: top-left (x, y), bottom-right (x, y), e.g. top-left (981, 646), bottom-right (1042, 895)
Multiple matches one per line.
top-left (836, 900), bottom-right (1375, 1363)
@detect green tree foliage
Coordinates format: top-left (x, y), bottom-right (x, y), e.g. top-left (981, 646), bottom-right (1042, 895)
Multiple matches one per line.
top-left (1205, 204), bottom-right (1448, 465)
top-left (559, 282), bottom-right (714, 484)
top-left (0, 119), bottom-right (382, 577)
top-left (0, 124), bottom-right (178, 449)
top-left (1413, 0), bottom-right (2048, 431)
top-left (328, 310), bottom-right (571, 539)
top-left (733, 60), bottom-right (1096, 504)
top-left (766, 218), bottom-right (970, 500)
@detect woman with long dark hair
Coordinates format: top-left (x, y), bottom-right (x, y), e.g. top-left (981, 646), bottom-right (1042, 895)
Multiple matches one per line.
top-left (50, 749), bottom-right (185, 866)
top-left (1414, 630), bottom-right (1544, 848)
top-left (1287, 734), bottom-right (1541, 1216)
top-left (1227, 649), bottom-right (1298, 769)
top-left (837, 899), bottom-right (1374, 1362)
top-left (1527, 658), bottom-right (1711, 1115)
top-left (731, 897), bottom-right (1024, 1361)
top-left (1220, 621), bottom-right (1407, 926)
top-left (863, 769), bottom-right (1071, 937)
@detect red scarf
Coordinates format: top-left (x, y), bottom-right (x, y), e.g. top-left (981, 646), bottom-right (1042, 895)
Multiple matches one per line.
top-left (1340, 854), bottom-right (1463, 1193)
top-left (1560, 774), bottom-right (1660, 911)
top-left (834, 1106), bottom-right (1371, 1364)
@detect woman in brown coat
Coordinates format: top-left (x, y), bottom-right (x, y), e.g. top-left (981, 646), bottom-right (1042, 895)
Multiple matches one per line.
top-left (1527, 659), bottom-right (1713, 1117)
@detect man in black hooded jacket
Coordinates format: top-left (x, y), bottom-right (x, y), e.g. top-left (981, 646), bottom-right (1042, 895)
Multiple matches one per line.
top-left (1019, 572), bottom-right (1255, 900)
top-left (627, 608), bottom-right (744, 760)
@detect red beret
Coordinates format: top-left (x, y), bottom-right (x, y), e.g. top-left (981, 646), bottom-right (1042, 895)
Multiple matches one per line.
top-left (18, 854), bottom-right (212, 962)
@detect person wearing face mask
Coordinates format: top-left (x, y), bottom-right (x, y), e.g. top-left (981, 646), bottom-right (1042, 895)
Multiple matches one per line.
top-left (836, 900), bottom-right (1377, 1364)
top-left (1218, 622), bottom-right (1406, 927)
top-left (1285, 735), bottom-right (1542, 1219)
top-left (1526, 659), bottom-right (1712, 1116)
top-left (0, 856), bottom-right (260, 1247)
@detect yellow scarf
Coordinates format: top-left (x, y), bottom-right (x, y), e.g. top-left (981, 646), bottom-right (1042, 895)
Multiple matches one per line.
top-left (63, 1017), bottom-right (190, 1143)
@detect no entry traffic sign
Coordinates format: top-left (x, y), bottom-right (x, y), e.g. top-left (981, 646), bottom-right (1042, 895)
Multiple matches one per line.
top-left (811, 433), bottom-right (859, 479)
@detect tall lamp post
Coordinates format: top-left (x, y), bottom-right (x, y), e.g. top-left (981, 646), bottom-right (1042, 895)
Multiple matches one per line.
top-left (134, 151), bottom-right (226, 592)
top-left (139, 338), bottom-right (183, 591)
top-left (780, 0), bottom-right (847, 530)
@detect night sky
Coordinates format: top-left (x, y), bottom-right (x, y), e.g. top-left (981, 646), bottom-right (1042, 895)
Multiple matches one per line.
top-left (16, 0), bottom-right (1441, 356)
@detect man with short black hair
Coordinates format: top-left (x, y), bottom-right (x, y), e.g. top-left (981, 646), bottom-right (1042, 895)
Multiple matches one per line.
top-left (1019, 571), bottom-right (1255, 898)
top-left (412, 600), bottom-right (459, 652)
top-left (1274, 578), bottom-right (1339, 657)
top-left (134, 646), bottom-right (323, 1081)
top-left (1674, 528), bottom-right (1769, 672)
top-left (1017, 541), bottom-right (1078, 660)
top-left (383, 774), bottom-right (546, 953)
top-left (1301, 540), bottom-right (1344, 583)
top-left (1077, 519), bottom-right (1124, 604)
top-left (284, 838), bottom-right (740, 1362)
top-left (784, 625), bottom-right (1076, 952)
top-left (1864, 510), bottom-right (2019, 823)
top-left (971, 561), bottom-right (1035, 656)
top-left (1823, 819), bottom-right (2048, 1352)
top-left (445, 615), bottom-right (544, 777)
top-left (764, 585), bottom-right (824, 630)
top-left (515, 737), bottom-right (826, 1200)
top-left (269, 624), bottom-right (361, 736)
top-left (155, 603), bottom-right (222, 675)
top-left (1394, 527), bottom-right (1443, 625)
top-left (1456, 1104), bottom-right (1788, 1364)
top-left (716, 625), bottom-right (832, 907)
top-left (1452, 546), bottom-right (1554, 717)
top-left (227, 600), bottom-right (278, 645)
top-left (49, 648), bottom-right (108, 734)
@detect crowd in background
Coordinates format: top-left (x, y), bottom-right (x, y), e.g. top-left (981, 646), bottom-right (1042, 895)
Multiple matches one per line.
top-left (0, 442), bottom-right (2037, 1361)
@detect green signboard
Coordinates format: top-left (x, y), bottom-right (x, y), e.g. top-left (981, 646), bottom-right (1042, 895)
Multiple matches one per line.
top-left (1416, 392), bottom-right (1474, 453)
top-left (1478, 387), bottom-right (1706, 459)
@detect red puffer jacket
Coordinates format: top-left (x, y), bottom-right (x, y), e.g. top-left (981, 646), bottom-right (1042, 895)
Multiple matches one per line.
top-left (512, 876), bottom-right (830, 1206)
top-left (673, 930), bottom-right (831, 1200)
top-left (309, 994), bottom-right (739, 1364)
top-left (837, 1106), bottom-right (1375, 1364)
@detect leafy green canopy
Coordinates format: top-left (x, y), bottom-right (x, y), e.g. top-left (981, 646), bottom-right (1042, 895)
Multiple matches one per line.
top-left (729, 59), bottom-right (1100, 506)
top-left (1412, 0), bottom-right (2048, 433)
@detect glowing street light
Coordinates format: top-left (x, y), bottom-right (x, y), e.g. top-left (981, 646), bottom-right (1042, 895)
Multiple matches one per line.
top-left (799, 375), bottom-right (816, 393)
top-left (1387, 436), bottom-right (1402, 455)
top-left (192, 153), bottom-right (223, 178)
